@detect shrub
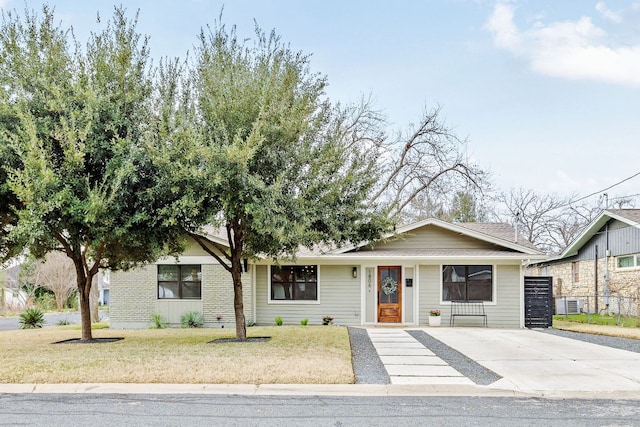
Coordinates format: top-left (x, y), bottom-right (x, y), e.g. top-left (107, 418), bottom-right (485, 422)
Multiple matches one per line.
top-left (180, 311), bottom-right (204, 328)
top-left (19, 308), bottom-right (46, 329)
top-left (56, 318), bottom-right (71, 326)
top-left (300, 318), bottom-right (309, 326)
top-left (150, 313), bottom-right (167, 329)
top-left (275, 316), bottom-right (283, 326)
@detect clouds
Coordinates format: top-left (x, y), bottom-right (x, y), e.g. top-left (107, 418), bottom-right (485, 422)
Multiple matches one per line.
top-left (485, 1), bottom-right (640, 87)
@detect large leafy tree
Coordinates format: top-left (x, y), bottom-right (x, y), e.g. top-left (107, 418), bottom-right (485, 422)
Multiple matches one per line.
top-left (0, 6), bottom-right (181, 340)
top-left (151, 23), bottom-right (391, 340)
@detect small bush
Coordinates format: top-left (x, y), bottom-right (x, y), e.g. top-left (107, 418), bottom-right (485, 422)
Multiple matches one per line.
top-left (275, 316), bottom-right (283, 326)
top-left (19, 308), bottom-right (46, 329)
top-left (150, 313), bottom-right (167, 329)
top-left (300, 318), bottom-right (308, 326)
top-left (56, 318), bottom-right (71, 326)
top-left (180, 311), bottom-right (204, 328)
top-left (246, 320), bottom-right (256, 327)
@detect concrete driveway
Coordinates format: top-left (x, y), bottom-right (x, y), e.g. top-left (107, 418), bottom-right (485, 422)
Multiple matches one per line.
top-left (423, 327), bottom-right (640, 395)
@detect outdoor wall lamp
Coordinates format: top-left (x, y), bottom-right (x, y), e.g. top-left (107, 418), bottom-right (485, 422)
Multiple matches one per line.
top-left (352, 266), bottom-right (358, 278)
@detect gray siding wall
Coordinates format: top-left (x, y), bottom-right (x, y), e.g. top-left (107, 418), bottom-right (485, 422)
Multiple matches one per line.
top-left (558, 220), bottom-right (640, 263)
top-left (255, 265), bottom-right (361, 326)
top-left (366, 225), bottom-right (497, 250)
top-left (418, 264), bottom-right (521, 328)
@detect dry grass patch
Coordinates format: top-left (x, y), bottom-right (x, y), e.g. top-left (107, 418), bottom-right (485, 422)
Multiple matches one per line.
top-left (0, 326), bottom-right (354, 384)
top-left (553, 320), bottom-right (640, 340)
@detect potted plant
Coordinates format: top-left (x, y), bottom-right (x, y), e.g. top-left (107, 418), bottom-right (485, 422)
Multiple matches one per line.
top-left (429, 309), bottom-right (441, 326)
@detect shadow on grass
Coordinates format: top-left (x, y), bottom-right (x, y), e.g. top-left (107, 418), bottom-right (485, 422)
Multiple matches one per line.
top-left (209, 337), bottom-right (271, 344)
top-left (53, 337), bottom-right (125, 344)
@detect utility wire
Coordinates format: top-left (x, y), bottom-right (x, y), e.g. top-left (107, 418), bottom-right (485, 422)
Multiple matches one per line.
top-left (552, 171), bottom-right (640, 211)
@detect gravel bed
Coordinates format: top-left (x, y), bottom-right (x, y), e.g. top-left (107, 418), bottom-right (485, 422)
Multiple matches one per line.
top-left (541, 328), bottom-right (640, 353)
top-left (347, 327), bottom-right (390, 384)
top-left (407, 330), bottom-right (502, 386)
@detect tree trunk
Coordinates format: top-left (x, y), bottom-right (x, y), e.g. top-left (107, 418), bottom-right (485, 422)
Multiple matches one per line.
top-left (232, 258), bottom-right (247, 341)
top-left (78, 277), bottom-right (93, 341)
top-left (73, 260), bottom-right (94, 341)
top-left (230, 229), bottom-right (247, 341)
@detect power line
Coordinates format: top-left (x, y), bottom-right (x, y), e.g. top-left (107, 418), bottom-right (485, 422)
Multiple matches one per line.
top-left (568, 171), bottom-right (640, 205)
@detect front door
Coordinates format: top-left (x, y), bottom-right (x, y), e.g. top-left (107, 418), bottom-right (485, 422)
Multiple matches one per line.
top-left (378, 266), bottom-right (402, 323)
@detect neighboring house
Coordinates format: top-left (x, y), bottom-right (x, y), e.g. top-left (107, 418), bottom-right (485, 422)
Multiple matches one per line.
top-left (97, 270), bottom-right (110, 306)
top-left (527, 209), bottom-right (640, 311)
top-left (1, 264), bottom-right (25, 309)
top-left (110, 218), bottom-right (546, 329)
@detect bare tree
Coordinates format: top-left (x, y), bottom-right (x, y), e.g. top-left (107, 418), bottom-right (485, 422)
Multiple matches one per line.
top-left (33, 252), bottom-right (77, 311)
top-left (350, 104), bottom-right (490, 222)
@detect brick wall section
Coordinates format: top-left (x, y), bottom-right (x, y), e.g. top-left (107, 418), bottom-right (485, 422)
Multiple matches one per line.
top-left (110, 265), bottom-right (156, 328)
top-left (201, 264), bottom-right (254, 327)
top-left (111, 263), bottom-right (254, 329)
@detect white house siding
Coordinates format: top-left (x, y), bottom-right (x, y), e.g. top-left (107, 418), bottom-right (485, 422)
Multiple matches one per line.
top-left (418, 263), bottom-right (522, 328)
top-left (110, 261), bottom-right (254, 329)
top-left (254, 264), bottom-right (361, 326)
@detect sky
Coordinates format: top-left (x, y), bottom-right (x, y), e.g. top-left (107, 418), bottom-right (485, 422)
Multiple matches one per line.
top-left (2, 0), bottom-right (639, 208)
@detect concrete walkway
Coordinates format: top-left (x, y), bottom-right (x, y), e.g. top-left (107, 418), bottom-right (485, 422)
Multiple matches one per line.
top-left (367, 329), bottom-right (473, 385)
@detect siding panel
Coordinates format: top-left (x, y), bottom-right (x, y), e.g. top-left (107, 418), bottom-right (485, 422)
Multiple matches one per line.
top-left (255, 265), bottom-right (361, 325)
top-left (418, 264), bottom-right (521, 328)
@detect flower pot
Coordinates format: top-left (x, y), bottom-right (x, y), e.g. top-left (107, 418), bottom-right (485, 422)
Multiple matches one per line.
top-left (429, 316), bottom-right (441, 327)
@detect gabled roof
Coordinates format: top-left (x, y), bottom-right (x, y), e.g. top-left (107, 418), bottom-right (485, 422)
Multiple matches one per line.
top-left (331, 217), bottom-right (545, 257)
top-left (555, 209), bottom-right (640, 260)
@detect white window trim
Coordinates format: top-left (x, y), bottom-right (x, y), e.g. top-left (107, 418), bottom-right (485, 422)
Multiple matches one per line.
top-left (615, 254), bottom-right (640, 271)
top-left (267, 265), bottom-right (321, 305)
top-left (439, 264), bottom-right (497, 306)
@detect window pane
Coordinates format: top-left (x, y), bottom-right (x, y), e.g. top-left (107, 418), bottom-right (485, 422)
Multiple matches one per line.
top-left (442, 265), bottom-right (492, 302)
top-left (182, 281), bottom-right (201, 299)
top-left (271, 265), bottom-right (318, 301)
top-left (158, 265), bottom-right (179, 281)
top-left (443, 282), bottom-right (466, 301)
top-left (182, 266), bottom-right (201, 282)
top-left (158, 282), bottom-right (179, 299)
top-left (468, 282), bottom-right (492, 301)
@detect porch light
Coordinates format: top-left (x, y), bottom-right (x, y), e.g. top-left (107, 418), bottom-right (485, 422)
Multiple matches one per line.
top-left (352, 267), bottom-right (358, 278)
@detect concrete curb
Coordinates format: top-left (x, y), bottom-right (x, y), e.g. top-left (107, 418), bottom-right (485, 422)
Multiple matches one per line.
top-left (1, 383), bottom-right (639, 399)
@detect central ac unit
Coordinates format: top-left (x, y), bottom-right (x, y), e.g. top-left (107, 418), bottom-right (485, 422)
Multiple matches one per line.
top-left (555, 297), bottom-right (583, 315)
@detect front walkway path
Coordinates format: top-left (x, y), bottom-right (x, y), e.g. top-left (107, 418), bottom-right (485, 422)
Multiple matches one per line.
top-left (366, 329), bottom-right (474, 385)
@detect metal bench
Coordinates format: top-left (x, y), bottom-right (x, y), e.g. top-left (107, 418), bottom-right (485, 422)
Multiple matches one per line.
top-left (449, 300), bottom-right (488, 327)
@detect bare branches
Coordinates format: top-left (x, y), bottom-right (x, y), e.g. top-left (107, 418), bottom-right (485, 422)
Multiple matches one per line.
top-left (366, 105), bottom-right (488, 221)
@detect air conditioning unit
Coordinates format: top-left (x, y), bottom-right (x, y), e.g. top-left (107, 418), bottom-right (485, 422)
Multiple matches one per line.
top-left (555, 297), bottom-right (583, 315)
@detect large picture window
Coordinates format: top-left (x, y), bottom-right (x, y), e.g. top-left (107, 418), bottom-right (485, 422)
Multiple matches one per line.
top-left (442, 265), bottom-right (493, 302)
top-left (158, 265), bottom-right (201, 299)
top-left (270, 265), bottom-right (318, 301)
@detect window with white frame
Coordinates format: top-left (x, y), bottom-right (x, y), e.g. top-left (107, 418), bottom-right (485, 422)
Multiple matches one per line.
top-left (616, 254), bottom-right (640, 269)
top-left (270, 265), bottom-right (318, 301)
top-left (157, 265), bottom-right (201, 299)
top-left (442, 265), bottom-right (493, 302)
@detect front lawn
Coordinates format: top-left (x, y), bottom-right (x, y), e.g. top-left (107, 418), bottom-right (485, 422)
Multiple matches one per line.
top-left (0, 326), bottom-right (353, 384)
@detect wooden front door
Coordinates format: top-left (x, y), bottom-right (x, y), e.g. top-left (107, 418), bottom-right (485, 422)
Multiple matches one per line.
top-left (378, 266), bottom-right (402, 323)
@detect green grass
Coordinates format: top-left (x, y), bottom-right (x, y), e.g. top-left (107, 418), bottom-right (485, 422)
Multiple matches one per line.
top-left (553, 313), bottom-right (640, 328)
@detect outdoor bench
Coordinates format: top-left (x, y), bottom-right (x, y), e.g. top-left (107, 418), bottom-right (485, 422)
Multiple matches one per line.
top-left (449, 300), bottom-right (488, 327)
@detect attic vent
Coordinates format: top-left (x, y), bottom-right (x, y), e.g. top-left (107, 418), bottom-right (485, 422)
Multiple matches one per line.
top-left (555, 297), bottom-right (583, 315)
